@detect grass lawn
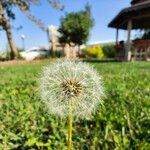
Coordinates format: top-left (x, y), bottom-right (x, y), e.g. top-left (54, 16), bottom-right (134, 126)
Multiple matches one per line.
top-left (0, 60), bottom-right (150, 149)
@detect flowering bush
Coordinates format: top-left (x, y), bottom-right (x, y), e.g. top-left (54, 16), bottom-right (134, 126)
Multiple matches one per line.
top-left (87, 46), bottom-right (104, 58)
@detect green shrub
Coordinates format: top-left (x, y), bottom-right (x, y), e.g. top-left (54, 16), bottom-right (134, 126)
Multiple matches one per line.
top-left (0, 51), bottom-right (11, 61)
top-left (55, 50), bottom-right (63, 58)
top-left (0, 48), bottom-right (23, 61)
top-left (102, 44), bottom-right (116, 58)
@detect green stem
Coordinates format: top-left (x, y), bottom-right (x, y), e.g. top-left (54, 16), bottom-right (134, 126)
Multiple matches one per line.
top-left (67, 101), bottom-right (73, 150)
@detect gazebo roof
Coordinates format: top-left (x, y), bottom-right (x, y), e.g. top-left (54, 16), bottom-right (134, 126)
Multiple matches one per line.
top-left (108, 1), bottom-right (150, 30)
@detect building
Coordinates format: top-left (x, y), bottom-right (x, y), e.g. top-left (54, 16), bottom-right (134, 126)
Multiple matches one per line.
top-left (108, 0), bottom-right (150, 61)
top-left (47, 25), bottom-right (77, 58)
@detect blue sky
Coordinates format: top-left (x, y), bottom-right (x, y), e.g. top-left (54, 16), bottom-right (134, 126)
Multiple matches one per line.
top-left (0, 0), bottom-right (131, 51)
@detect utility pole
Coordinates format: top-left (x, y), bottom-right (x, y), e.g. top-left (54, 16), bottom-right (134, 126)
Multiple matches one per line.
top-left (21, 34), bottom-right (25, 51)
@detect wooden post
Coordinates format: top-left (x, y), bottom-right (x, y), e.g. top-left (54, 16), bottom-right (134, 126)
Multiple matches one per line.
top-left (125, 20), bottom-right (132, 61)
top-left (116, 29), bottom-right (119, 45)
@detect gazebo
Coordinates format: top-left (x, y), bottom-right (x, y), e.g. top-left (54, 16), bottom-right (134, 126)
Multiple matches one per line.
top-left (108, 0), bottom-right (150, 61)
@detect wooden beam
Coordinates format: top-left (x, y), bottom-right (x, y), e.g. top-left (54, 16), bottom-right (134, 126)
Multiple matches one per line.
top-left (132, 14), bottom-right (150, 19)
top-left (125, 20), bottom-right (132, 61)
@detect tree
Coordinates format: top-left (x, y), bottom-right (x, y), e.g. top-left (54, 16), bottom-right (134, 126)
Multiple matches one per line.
top-left (59, 3), bottom-right (94, 55)
top-left (0, 0), bottom-right (63, 60)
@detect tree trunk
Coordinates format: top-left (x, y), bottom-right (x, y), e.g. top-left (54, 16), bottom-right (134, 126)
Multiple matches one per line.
top-left (51, 42), bottom-right (56, 57)
top-left (6, 26), bottom-right (18, 59)
top-left (78, 44), bottom-right (80, 57)
top-left (0, 2), bottom-right (18, 60)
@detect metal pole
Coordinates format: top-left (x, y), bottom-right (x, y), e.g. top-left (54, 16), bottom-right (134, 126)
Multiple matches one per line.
top-left (21, 35), bottom-right (25, 51)
top-left (116, 29), bottom-right (119, 45)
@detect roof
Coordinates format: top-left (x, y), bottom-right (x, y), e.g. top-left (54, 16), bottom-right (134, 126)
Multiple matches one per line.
top-left (131, 0), bottom-right (149, 5)
top-left (108, 1), bottom-right (150, 30)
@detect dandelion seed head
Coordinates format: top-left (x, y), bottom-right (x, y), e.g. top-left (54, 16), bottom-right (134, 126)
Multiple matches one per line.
top-left (61, 79), bottom-right (83, 98)
top-left (39, 59), bottom-right (105, 119)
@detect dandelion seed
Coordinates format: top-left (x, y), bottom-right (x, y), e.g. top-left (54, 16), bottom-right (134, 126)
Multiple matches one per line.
top-left (39, 59), bottom-right (105, 149)
top-left (40, 59), bottom-right (104, 118)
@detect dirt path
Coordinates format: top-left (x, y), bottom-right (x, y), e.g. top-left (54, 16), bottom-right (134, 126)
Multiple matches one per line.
top-left (0, 59), bottom-right (51, 66)
top-left (0, 60), bottom-right (33, 65)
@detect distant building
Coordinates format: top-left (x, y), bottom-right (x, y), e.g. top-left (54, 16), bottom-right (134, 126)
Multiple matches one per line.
top-left (47, 25), bottom-right (77, 58)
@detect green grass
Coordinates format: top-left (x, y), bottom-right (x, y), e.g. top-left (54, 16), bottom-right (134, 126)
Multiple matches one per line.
top-left (0, 61), bottom-right (150, 149)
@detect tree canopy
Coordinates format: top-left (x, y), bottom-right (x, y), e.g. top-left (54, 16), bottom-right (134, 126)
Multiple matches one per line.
top-left (0, 0), bottom-right (63, 21)
top-left (0, 0), bottom-right (63, 59)
top-left (0, 0), bottom-right (37, 23)
top-left (59, 4), bottom-right (94, 46)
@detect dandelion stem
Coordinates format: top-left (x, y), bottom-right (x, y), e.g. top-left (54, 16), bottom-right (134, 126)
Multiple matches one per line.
top-left (67, 101), bottom-right (73, 150)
